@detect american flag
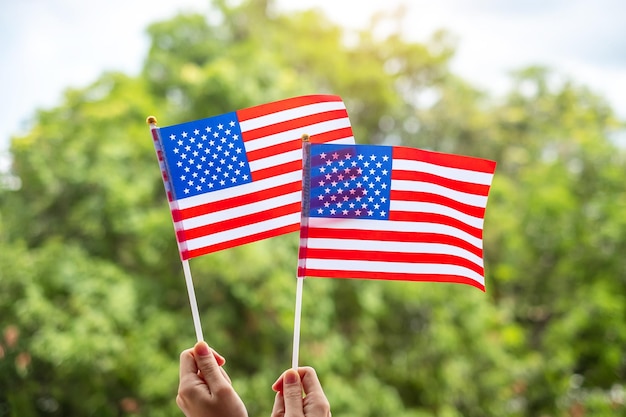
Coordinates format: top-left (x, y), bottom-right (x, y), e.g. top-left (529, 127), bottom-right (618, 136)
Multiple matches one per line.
top-left (152, 95), bottom-right (355, 260)
top-left (297, 143), bottom-right (496, 291)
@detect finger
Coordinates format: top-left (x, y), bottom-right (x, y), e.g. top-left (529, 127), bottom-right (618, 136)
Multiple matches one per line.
top-left (299, 367), bottom-right (325, 398)
top-left (220, 366), bottom-right (232, 385)
top-left (270, 391), bottom-right (285, 417)
top-left (193, 341), bottom-right (230, 394)
top-left (179, 348), bottom-right (198, 380)
top-left (213, 349), bottom-right (226, 366)
top-left (299, 367), bottom-right (330, 416)
top-left (272, 374), bottom-right (284, 392)
top-left (281, 369), bottom-right (304, 417)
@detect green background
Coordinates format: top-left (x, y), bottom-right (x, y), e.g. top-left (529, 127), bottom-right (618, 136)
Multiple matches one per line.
top-left (1, 1), bottom-right (625, 416)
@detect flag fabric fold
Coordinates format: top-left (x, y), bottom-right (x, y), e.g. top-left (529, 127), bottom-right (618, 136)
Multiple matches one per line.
top-left (297, 143), bottom-right (496, 291)
top-left (153, 95), bottom-right (355, 259)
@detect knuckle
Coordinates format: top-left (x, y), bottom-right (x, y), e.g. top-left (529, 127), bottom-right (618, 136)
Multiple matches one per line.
top-left (283, 386), bottom-right (303, 400)
top-left (213, 384), bottom-right (234, 397)
top-left (311, 400), bottom-right (331, 415)
top-left (180, 349), bottom-right (191, 361)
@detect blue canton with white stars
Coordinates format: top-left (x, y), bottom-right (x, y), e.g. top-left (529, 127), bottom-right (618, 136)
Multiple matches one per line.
top-left (309, 144), bottom-right (392, 220)
top-left (159, 113), bottom-right (253, 200)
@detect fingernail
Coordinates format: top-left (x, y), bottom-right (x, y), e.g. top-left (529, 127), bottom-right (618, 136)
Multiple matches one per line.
top-left (194, 341), bottom-right (210, 357)
top-left (284, 369), bottom-right (298, 385)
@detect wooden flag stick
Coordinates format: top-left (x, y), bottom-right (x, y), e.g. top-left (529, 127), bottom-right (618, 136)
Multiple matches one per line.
top-left (147, 116), bottom-right (204, 342)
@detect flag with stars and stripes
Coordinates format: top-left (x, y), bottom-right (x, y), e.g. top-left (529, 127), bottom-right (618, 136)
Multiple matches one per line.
top-left (152, 95), bottom-right (355, 260)
top-left (297, 143), bottom-right (496, 291)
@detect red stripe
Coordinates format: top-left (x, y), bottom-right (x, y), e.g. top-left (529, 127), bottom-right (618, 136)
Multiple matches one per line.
top-left (246, 126), bottom-right (354, 162)
top-left (181, 223), bottom-right (299, 259)
top-left (309, 127), bottom-right (354, 144)
top-left (303, 269), bottom-right (485, 291)
top-left (246, 137), bottom-right (302, 162)
top-left (236, 95), bottom-right (343, 121)
top-left (305, 248), bottom-right (484, 276)
top-left (392, 146), bottom-right (496, 173)
top-left (176, 181), bottom-right (301, 220)
top-left (178, 201), bottom-right (301, 241)
top-left (390, 190), bottom-right (487, 219)
top-left (241, 110), bottom-right (348, 141)
top-left (389, 211), bottom-right (483, 239)
top-left (306, 228), bottom-right (483, 258)
top-left (391, 170), bottom-right (492, 196)
top-left (251, 160), bottom-right (302, 182)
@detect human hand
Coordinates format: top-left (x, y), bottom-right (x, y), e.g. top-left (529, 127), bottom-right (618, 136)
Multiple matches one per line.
top-left (271, 367), bottom-right (331, 417)
top-left (177, 341), bottom-right (248, 417)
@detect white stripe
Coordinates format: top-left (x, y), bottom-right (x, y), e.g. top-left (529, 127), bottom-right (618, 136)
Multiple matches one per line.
top-left (330, 137), bottom-right (355, 145)
top-left (239, 101), bottom-right (347, 132)
top-left (185, 212), bottom-right (301, 250)
top-left (181, 191), bottom-right (301, 230)
top-left (389, 201), bottom-right (484, 229)
top-left (304, 258), bottom-right (485, 286)
top-left (243, 118), bottom-right (352, 153)
top-left (393, 158), bottom-right (494, 185)
top-left (306, 238), bottom-right (484, 267)
top-left (249, 149), bottom-right (303, 172)
top-left (176, 171), bottom-right (302, 209)
top-left (392, 179), bottom-right (489, 208)
top-left (307, 217), bottom-right (483, 249)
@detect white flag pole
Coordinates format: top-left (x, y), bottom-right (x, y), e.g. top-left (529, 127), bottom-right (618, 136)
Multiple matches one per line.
top-left (292, 134), bottom-right (312, 369)
top-left (182, 259), bottom-right (204, 342)
top-left (147, 116), bottom-right (204, 342)
top-left (291, 275), bottom-right (304, 369)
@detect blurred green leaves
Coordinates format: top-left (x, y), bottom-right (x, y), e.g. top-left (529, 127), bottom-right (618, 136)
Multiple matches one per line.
top-left (1, 0), bottom-right (625, 416)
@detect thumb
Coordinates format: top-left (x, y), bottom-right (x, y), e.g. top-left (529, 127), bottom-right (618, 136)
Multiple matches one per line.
top-left (193, 342), bottom-right (228, 393)
top-left (281, 369), bottom-right (304, 417)
top-left (194, 341), bottom-right (226, 366)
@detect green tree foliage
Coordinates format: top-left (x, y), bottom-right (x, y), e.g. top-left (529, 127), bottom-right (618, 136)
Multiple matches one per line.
top-left (1, 0), bottom-right (625, 416)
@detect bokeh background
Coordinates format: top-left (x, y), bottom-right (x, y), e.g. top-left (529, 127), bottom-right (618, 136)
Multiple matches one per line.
top-left (1, 1), bottom-right (625, 416)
